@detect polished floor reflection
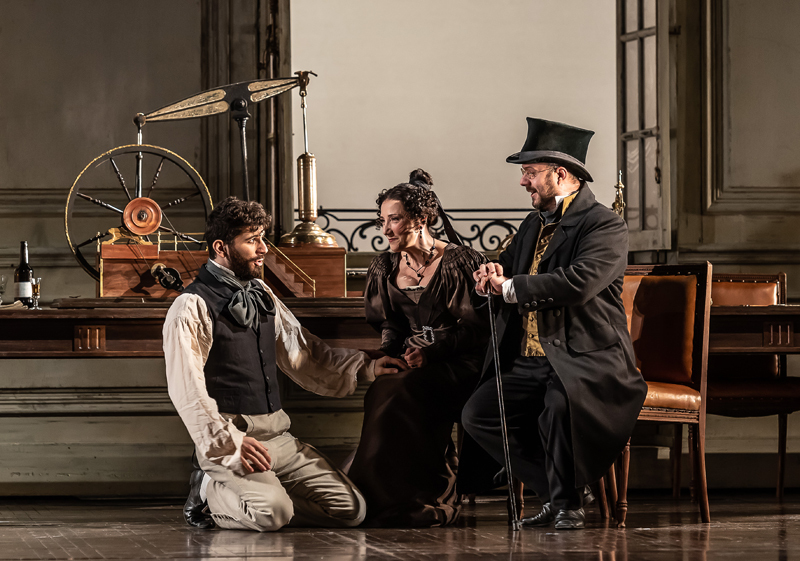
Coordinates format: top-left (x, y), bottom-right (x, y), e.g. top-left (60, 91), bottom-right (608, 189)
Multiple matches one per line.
top-left (0, 492), bottom-right (798, 560)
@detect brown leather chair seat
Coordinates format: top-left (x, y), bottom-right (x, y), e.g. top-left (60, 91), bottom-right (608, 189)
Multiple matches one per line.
top-left (707, 378), bottom-right (800, 416)
top-left (643, 381), bottom-right (701, 411)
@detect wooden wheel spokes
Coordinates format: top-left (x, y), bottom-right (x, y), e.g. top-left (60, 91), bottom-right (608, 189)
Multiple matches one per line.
top-left (162, 191), bottom-right (200, 211)
top-left (66, 144), bottom-right (212, 281)
top-left (109, 157), bottom-right (133, 201)
top-left (76, 192), bottom-right (124, 215)
top-left (75, 232), bottom-right (112, 249)
top-left (145, 157), bottom-right (166, 198)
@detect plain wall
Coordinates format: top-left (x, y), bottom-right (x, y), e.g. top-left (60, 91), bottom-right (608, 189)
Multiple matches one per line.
top-left (290, 0), bottom-right (618, 217)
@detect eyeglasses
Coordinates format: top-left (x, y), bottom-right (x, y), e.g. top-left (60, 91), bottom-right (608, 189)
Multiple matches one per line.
top-left (520, 165), bottom-right (558, 180)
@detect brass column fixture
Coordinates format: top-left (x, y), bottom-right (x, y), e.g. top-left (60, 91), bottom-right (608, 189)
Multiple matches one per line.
top-left (279, 71), bottom-right (337, 248)
top-left (612, 170), bottom-right (626, 218)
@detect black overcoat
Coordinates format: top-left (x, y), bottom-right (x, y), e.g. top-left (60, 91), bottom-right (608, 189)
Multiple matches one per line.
top-left (480, 186), bottom-right (647, 488)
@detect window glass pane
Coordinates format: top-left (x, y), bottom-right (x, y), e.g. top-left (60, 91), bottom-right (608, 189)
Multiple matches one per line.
top-left (625, 140), bottom-right (640, 231)
top-left (643, 35), bottom-right (657, 129)
top-left (643, 0), bottom-right (656, 29)
top-left (644, 136), bottom-right (660, 230)
top-left (625, 0), bottom-right (639, 33)
top-left (625, 41), bottom-right (639, 132)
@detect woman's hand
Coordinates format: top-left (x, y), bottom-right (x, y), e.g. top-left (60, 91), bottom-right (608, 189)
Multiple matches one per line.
top-left (241, 436), bottom-right (272, 473)
top-left (404, 347), bottom-right (428, 369)
top-left (375, 356), bottom-right (408, 376)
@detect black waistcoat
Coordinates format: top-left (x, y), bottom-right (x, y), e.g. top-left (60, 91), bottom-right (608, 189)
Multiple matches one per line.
top-left (183, 265), bottom-right (281, 415)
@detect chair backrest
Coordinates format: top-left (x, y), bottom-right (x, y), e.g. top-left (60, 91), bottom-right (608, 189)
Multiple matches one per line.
top-left (623, 263), bottom-right (712, 393)
top-left (711, 273), bottom-right (785, 306)
top-left (708, 272), bottom-right (786, 379)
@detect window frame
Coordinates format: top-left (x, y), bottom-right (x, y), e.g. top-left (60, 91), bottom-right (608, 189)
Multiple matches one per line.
top-left (617, 0), bottom-right (672, 251)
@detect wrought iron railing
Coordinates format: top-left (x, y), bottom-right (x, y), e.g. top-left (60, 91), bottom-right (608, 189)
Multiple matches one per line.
top-left (315, 208), bottom-right (532, 252)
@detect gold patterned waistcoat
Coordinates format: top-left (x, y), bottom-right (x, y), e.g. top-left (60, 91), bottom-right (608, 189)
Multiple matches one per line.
top-left (521, 191), bottom-right (579, 356)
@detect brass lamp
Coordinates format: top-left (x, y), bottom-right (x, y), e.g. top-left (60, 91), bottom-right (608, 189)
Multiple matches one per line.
top-left (279, 71), bottom-right (337, 248)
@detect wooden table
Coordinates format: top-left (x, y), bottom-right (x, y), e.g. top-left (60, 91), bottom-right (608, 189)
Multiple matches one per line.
top-left (0, 297), bottom-right (378, 358)
top-left (710, 305), bottom-right (800, 354)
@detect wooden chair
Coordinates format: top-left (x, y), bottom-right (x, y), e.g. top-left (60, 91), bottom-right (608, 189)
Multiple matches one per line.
top-left (703, 272), bottom-right (800, 499)
top-left (612, 263), bottom-right (713, 527)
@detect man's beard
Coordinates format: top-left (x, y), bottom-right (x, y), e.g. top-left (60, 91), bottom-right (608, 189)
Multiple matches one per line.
top-left (532, 174), bottom-right (558, 210)
top-left (228, 246), bottom-right (262, 281)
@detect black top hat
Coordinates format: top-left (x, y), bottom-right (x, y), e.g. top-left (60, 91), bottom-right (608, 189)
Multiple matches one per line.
top-left (506, 118), bottom-right (595, 182)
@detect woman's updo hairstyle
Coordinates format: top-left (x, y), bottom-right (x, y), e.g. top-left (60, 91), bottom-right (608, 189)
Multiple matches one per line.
top-left (376, 168), bottom-right (440, 229)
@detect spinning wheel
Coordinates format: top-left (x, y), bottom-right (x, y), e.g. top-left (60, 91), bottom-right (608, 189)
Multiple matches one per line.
top-left (65, 144), bottom-right (212, 281)
top-left (64, 74), bottom-right (317, 295)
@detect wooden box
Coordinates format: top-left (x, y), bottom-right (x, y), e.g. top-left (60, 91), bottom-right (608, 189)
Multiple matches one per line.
top-left (99, 245), bottom-right (207, 298)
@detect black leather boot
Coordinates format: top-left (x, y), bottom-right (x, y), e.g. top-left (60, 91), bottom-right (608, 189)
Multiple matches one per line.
top-left (183, 452), bottom-right (215, 529)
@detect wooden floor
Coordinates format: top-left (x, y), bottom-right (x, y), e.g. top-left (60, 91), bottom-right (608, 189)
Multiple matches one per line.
top-left (1, 492), bottom-right (798, 560)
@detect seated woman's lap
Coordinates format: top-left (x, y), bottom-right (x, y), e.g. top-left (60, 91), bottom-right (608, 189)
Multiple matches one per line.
top-left (365, 360), bottom-right (479, 421)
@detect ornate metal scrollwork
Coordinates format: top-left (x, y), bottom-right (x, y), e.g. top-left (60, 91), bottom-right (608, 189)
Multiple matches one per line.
top-left (316, 208), bottom-right (528, 253)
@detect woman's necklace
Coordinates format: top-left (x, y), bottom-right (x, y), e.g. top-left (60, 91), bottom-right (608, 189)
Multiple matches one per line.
top-left (403, 243), bottom-right (437, 279)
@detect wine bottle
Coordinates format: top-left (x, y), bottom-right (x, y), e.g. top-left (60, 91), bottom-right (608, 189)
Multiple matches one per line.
top-left (14, 241), bottom-right (33, 307)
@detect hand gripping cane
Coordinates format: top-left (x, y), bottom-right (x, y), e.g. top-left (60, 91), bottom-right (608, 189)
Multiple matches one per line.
top-left (486, 286), bottom-right (521, 530)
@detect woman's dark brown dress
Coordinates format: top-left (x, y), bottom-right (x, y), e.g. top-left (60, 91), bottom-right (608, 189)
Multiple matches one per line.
top-left (348, 244), bottom-right (489, 527)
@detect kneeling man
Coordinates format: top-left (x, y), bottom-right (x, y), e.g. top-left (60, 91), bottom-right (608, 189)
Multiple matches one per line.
top-left (164, 197), bottom-right (404, 531)
top-left (463, 118), bottom-right (647, 530)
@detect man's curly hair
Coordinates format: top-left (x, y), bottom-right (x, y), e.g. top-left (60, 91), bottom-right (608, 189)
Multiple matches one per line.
top-left (376, 168), bottom-right (440, 229)
top-left (206, 197), bottom-right (272, 259)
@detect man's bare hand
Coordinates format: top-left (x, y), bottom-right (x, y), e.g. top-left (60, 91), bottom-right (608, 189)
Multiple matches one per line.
top-left (241, 436), bottom-right (272, 473)
top-left (375, 355), bottom-right (408, 376)
top-left (473, 262), bottom-right (509, 295)
top-left (404, 347), bottom-right (427, 369)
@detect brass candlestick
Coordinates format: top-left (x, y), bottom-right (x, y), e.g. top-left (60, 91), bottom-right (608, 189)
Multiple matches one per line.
top-left (279, 71), bottom-right (337, 248)
top-left (612, 170), bottom-right (626, 218)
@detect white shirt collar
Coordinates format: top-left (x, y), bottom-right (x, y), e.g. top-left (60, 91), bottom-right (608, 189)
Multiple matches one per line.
top-left (209, 258), bottom-right (238, 278)
top-left (540, 189), bottom-right (581, 224)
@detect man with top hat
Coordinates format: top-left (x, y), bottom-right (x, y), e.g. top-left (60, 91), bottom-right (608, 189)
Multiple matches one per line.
top-left (461, 118), bottom-right (647, 530)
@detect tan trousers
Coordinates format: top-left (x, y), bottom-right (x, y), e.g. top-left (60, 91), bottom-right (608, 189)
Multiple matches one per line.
top-left (198, 409), bottom-right (366, 532)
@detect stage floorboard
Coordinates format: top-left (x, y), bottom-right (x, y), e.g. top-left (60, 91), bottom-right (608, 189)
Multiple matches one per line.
top-left (1, 492), bottom-right (798, 560)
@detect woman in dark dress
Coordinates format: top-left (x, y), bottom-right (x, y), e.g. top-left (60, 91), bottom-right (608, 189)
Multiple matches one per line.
top-left (347, 169), bottom-right (489, 527)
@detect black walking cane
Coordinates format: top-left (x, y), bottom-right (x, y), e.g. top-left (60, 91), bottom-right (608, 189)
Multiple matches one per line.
top-left (486, 283), bottom-right (521, 531)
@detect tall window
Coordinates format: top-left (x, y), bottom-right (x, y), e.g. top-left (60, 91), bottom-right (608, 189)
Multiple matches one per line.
top-left (618, 0), bottom-right (671, 251)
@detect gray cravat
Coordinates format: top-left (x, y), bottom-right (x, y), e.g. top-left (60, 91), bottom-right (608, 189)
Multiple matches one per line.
top-left (205, 260), bottom-right (275, 328)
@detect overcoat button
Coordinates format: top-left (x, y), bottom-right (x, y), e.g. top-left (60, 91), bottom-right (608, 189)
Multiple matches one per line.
top-left (553, 309), bottom-right (561, 317)
top-left (523, 303), bottom-right (531, 309)
top-left (547, 297), bottom-right (554, 303)
top-left (553, 339), bottom-right (561, 347)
